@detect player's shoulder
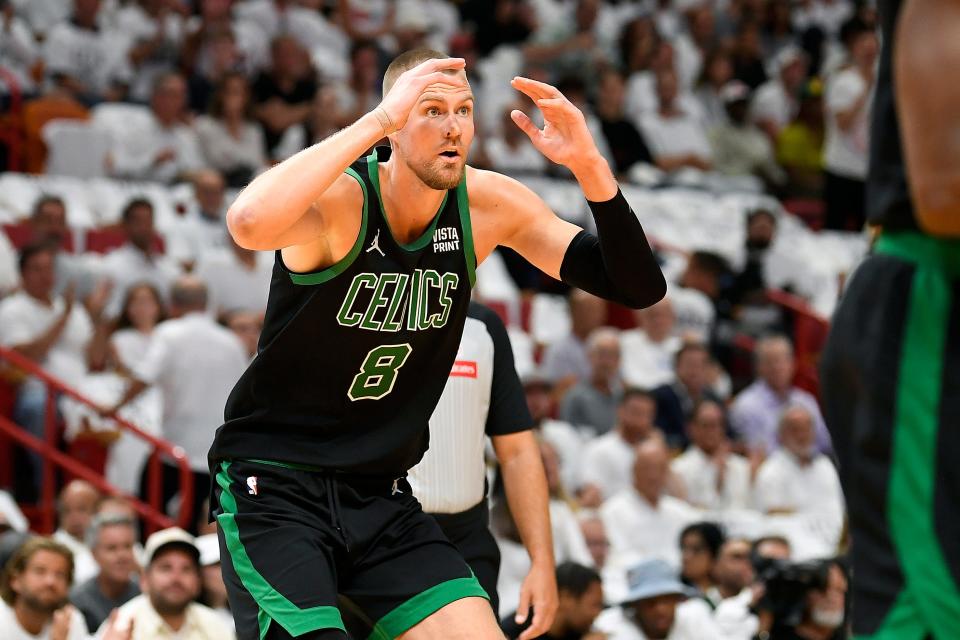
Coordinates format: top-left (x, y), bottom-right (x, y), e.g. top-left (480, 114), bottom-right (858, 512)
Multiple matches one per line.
top-left (465, 166), bottom-right (539, 210)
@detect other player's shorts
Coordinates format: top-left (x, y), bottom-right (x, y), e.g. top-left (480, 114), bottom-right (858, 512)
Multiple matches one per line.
top-left (211, 458), bottom-right (488, 640)
top-left (820, 231), bottom-right (960, 639)
top-left (430, 500), bottom-right (502, 616)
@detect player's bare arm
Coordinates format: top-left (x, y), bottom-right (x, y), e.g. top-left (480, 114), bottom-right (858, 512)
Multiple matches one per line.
top-left (469, 77), bottom-right (667, 308)
top-left (225, 57), bottom-right (468, 269)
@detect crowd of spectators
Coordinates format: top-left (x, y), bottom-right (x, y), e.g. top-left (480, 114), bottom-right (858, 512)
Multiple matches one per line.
top-left (0, 0), bottom-right (867, 638)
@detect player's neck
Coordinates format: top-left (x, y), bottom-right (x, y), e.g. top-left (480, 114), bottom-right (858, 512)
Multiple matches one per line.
top-left (378, 158), bottom-right (449, 244)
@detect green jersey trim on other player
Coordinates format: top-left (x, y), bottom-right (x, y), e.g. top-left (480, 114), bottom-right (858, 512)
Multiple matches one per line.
top-left (367, 149), bottom-right (449, 252)
top-left (365, 574), bottom-right (489, 640)
top-left (289, 166), bottom-right (370, 286)
top-left (457, 171), bottom-right (476, 288)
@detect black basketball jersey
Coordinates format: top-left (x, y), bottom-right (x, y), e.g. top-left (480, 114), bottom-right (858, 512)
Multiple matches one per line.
top-left (866, 0), bottom-right (917, 231)
top-left (209, 146), bottom-right (477, 475)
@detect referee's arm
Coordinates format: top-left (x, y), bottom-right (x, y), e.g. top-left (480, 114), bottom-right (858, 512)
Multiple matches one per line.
top-left (473, 303), bottom-right (557, 640)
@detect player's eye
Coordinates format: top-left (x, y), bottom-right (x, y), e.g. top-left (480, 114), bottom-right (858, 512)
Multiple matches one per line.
top-left (426, 107), bottom-right (440, 117)
top-left (458, 106), bottom-right (471, 116)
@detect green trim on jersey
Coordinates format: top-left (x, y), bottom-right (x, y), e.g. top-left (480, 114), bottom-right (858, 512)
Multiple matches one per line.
top-left (456, 176), bottom-right (476, 288)
top-left (289, 167), bottom-right (369, 285)
top-left (367, 150), bottom-right (448, 252)
top-left (875, 231), bottom-right (960, 276)
top-left (365, 575), bottom-right (488, 640)
top-left (244, 458), bottom-right (326, 472)
top-left (215, 463), bottom-right (346, 637)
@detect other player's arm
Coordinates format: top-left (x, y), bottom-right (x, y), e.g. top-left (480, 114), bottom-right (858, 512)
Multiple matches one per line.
top-left (226, 57), bottom-right (467, 252)
top-left (496, 77), bottom-right (665, 309)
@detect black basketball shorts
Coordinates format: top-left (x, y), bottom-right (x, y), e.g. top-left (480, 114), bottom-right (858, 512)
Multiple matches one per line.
top-left (211, 458), bottom-right (488, 640)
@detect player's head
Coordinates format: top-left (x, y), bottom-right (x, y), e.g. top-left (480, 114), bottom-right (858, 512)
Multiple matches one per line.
top-left (383, 48), bottom-right (474, 191)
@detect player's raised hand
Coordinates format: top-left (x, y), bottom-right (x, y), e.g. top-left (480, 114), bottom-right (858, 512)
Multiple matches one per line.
top-left (510, 76), bottom-right (602, 171)
top-left (375, 57), bottom-right (467, 134)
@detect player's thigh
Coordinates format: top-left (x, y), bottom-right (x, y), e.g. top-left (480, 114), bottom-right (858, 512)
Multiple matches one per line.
top-left (397, 596), bottom-right (505, 640)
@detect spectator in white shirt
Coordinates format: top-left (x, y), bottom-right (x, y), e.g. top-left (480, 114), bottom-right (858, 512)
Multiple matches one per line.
top-left (620, 297), bottom-right (681, 390)
top-left (115, 0), bottom-right (185, 102)
top-left (109, 72), bottom-right (205, 183)
top-left (601, 438), bottom-right (700, 573)
top-left (195, 73), bottom-right (268, 188)
top-left (710, 80), bottom-right (786, 188)
top-left (524, 370), bottom-right (584, 493)
top-left (822, 18), bottom-right (878, 231)
top-left (0, 537), bottom-right (88, 640)
top-left (541, 288), bottom-right (607, 390)
top-left (708, 538), bottom-right (755, 609)
top-left (27, 196), bottom-right (99, 299)
top-left (750, 46), bottom-right (807, 141)
top-left (754, 405), bottom-right (844, 521)
top-left (194, 235), bottom-right (273, 317)
top-left (593, 558), bottom-right (722, 640)
top-left (42, 0), bottom-right (131, 103)
top-left (0, 221), bottom-right (19, 295)
top-left (671, 400), bottom-right (752, 512)
top-left (107, 276), bottom-right (248, 533)
top-left (0, 244), bottom-right (96, 494)
top-left (579, 516), bottom-right (610, 572)
top-left (166, 169), bottom-right (231, 269)
top-left (677, 522), bottom-right (724, 598)
top-left (714, 536), bottom-right (790, 639)
top-left (485, 103), bottom-right (549, 175)
top-left (559, 327), bottom-right (623, 435)
top-left (100, 198), bottom-right (181, 320)
top-left (51, 480), bottom-right (101, 586)
top-left (640, 68), bottom-right (713, 173)
top-left (580, 388), bottom-right (661, 502)
top-left (0, 3), bottom-right (39, 94)
top-left (729, 335), bottom-right (831, 456)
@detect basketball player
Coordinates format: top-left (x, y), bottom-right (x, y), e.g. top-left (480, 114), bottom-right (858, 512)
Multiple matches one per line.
top-left (209, 49), bottom-right (666, 640)
top-left (820, 0), bottom-right (960, 637)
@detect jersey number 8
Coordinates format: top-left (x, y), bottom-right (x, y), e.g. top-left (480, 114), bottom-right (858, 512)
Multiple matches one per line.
top-left (348, 344), bottom-right (413, 401)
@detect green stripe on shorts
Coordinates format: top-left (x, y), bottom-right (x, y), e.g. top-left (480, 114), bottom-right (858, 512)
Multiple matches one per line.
top-left (216, 462), bottom-right (346, 638)
top-left (366, 575), bottom-right (489, 640)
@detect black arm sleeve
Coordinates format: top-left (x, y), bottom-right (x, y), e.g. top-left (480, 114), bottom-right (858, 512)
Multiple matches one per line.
top-left (468, 303), bottom-right (534, 437)
top-left (558, 189), bottom-right (667, 309)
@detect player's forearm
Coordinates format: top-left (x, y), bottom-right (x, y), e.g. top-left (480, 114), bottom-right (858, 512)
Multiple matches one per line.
top-left (227, 112), bottom-right (385, 248)
top-left (569, 151), bottom-right (618, 202)
top-left (498, 446), bottom-right (555, 567)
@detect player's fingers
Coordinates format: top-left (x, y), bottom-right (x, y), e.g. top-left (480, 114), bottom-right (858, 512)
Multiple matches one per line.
top-left (515, 585), bottom-right (532, 624)
top-left (413, 57), bottom-right (466, 74)
top-left (519, 602), bottom-right (548, 640)
top-left (511, 110), bottom-right (542, 142)
top-left (512, 76), bottom-right (562, 99)
top-left (419, 71), bottom-right (467, 90)
top-left (510, 76), bottom-right (554, 102)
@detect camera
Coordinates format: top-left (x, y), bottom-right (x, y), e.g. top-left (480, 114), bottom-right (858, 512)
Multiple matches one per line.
top-left (754, 558), bottom-right (831, 626)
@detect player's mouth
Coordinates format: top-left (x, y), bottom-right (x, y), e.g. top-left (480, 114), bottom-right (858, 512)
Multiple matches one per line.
top-left (438, 149), bottom-right (461, 163)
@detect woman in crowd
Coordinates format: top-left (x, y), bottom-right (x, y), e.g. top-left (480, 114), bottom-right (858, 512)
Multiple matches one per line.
top-left (679, 521), bottom-right (725, 601)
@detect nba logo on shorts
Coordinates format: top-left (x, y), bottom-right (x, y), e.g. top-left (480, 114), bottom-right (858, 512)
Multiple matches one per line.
top-left (247, 476), bottom-right (259, 496)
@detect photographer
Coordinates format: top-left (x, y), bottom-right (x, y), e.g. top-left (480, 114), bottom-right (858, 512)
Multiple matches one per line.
top-left (753, 559), bottom-right (849, 640)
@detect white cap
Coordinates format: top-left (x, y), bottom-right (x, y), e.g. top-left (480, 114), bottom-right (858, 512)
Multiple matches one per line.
top-left (195, 533), bottom-right (220, 567)
top-left (143, 527), bottom-right (199, 566)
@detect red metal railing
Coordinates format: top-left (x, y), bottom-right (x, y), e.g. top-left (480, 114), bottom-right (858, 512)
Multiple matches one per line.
top-left (0, 345), bottom-right (193, 534)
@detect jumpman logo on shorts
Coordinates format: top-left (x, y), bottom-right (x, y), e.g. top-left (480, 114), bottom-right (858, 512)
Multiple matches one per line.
top-left (366, 229), bottom-right (385, 257)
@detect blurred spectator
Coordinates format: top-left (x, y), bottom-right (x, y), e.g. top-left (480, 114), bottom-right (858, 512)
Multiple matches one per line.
top-left (69, 513), bottom-right (140, 633)
top-left (274, 85), bottom-right (343, 161)
top-left (729, 335), bottom-right (830, 455)
top-left (523, 0), bottom-right (611, 85)
top-left (42, 0), bottom-right (131, 103)
top-left (822, 18), bottom-right (878, 231)
top-left (601, 439), bottom-right (699, 572)
top-left (580, 388), bottom-right (660, 502)
top-left (116, 0), bottom-right (185, 102)
top-left (678, 522), bottom-right (723, 597)
top-left (693, 48), bottom-right (735, 128)
top-left (461, 0), bottom-right (535, 57)
top-left (0, 1), bottom-right (39, 95)
top-left (27, 196), bottom-right (99, 299)
top-left (0, 244), bottom-right (96, 496)
top-left (757, 560), bottom-right (848, 640)
top-left (753, 535), bottom-right (792, 562)
top-left (109, 283), bottom-right (166, 373)
top-left (101, 527), bottom-right (235, 639)
top-left (502, 562), bottom-right (604, 640)
top-left (0, 490), bottom-right (28, 533)
top-left (710, 81), bottom-right (786, 189)
top-left (620, 297), bottom-right (680, 390)
top-left (253, 35), bottom-right (318, 157)
top-left (750, 46), bottom-right (807, 141)
top-left (167, 169), bottom-right (231, 269)
top-left (0, 537), bottom-right (87, 640)
top-left (593, 558), bottom-right (722, 639)
top-left (195, 235), bottom-right (273, 317)
top-left (101, 198), bottom-right (181, 319)
top-left (107, 277), bottom-right (246, 533)
top-left (559, 327), bottom-right (623, 435)
top-left (595, 69), bottom-right (654, 180)
top-left (336, 0), bottom-right (396, 45)
top-left (524, 370), bottom-right (583, 493)
top-left (652, 342), bottom-right (721, 449)
top-left (776, 79), bottom-right (825, 198)
top-left (331, 40), bottom-right (381, 130)
top-left (671, 400), bottom-right (751, 512)
top-left (195, 533), bottom-right (232, 630)
top-left (541, 289), bottom-right (606, 388)
top-left (730, 23), bottom-right (767, 89)
top-left (0, 227), bottom-right (18, 295)
top-left (109, 72), bottom-right (205, 184)
top-left (709, 538), bottom-right (754, 607)
top-left (760, 0), bottom-right (795, 60)
top-left (673, 6), bottom-right (717, 90)
top-left (618, 15), bottom-right (658, 79)
top-left (196, 73), bottom-right (268, 189)
top-left (640, 68), bottom-right (713, 173)
top-left (625, 40), bottom-right (703, 123)
top-left (793, 0), bottom-right (853, 39)
top-left (485, 102), bottom-right (548, 175)
top-left (713, 536), bottom-right (791, 638)
top-left (52, 480), bottom-right (100, 585)
top-left (222, 309), bottom-right (262, 361)
top-left (753, 405), bottom-right (844, 519)
top-left (579, 517), bottom-right (609, 572)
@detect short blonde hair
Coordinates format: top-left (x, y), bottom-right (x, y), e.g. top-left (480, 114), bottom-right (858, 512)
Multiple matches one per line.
top-left (382, 48), bottom-right (450, 96)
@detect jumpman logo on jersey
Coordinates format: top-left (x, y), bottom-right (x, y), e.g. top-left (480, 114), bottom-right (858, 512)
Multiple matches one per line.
top-left (366, 229), bottom-right (385, 257)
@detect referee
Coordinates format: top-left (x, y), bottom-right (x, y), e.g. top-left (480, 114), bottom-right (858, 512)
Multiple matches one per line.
top-left (820, 0), bottom-right (960, 637)
top-left (408, 301), bottom-right (558, 639)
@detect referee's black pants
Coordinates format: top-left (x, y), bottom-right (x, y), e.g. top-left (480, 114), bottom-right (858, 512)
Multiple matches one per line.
top-left (429, 499), bottom-right (501, 616)
top-left (138, 460), bottom-right (208, 535)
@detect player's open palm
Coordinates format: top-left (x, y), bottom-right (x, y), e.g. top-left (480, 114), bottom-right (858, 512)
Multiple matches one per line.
top-left (377, 57), bottom-right (466, 132)
top-left (510, 76), bottom-right (599, 169)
